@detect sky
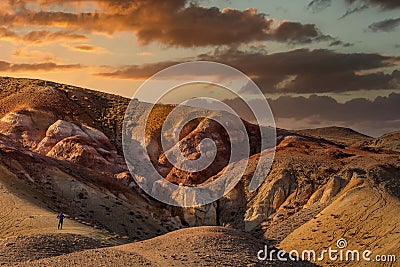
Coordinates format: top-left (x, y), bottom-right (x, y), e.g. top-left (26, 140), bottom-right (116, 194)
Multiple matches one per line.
top-left (0, 0), bottom-right (399, 136)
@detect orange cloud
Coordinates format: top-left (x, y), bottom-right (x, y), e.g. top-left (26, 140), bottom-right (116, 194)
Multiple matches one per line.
top-left (0, 60), bottom-right (83, 72)
top-left (0, 26), bottom-right (87, 44)
top-left (0, 0), bottom-right (345, 47)
top-left (12, 48), bottom-right (58, 61)
top-left (65, 44), bottom-right (108, 53)
top-left (22, 30), bottom-right (87, 44)
top-left (0, 26), bottom-right (18, 40)
top-left (136, 52), bottom-right (152, 57)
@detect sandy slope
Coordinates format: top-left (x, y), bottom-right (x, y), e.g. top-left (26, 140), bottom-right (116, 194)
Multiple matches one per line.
top-left (15, 227), bottom-right (316, 267)
top-left (0, 164), bottom-right (115, 240)
top-left (0, 133), bottom-right (173, 241)
top-left (0, 233), bottom-right (106, 265)
top-left (0, 163), bottom-right (125, 266)
top-left (279, 181), bottom-right (400, 267)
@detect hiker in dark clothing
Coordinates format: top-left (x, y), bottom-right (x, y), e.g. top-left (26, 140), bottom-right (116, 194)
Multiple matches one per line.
top-left (57, 212), bottom-right (66, 230)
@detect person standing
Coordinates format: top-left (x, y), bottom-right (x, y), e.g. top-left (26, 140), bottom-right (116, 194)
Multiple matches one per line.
top-left (57, 212), bottom-right (66, 230)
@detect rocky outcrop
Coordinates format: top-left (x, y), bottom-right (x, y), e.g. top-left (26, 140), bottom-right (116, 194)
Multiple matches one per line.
top-left (156, 116), bottom-right (261, 185)
top-left (0, 109), bottom-right (56, 149)
top-left (34, 120), bottom-right (125, 172)
top-left (244, 170), bottom-right (296, 231)
top-left (306, 176), bottom-right (348, 206)
top-left (46, 136), bottom-right (113, 172)
top-left (0, 108), bottom-right (125, 173)
top-left (36, 120), bottom-right (113, 154)
top-left (181, 203), bottom-right (217, 226)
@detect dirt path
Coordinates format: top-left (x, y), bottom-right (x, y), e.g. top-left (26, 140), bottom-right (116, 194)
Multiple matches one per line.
top-left (0, 164), bottom-right (119, 243)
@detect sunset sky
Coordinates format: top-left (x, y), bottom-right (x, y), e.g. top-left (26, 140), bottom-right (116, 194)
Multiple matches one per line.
top-left (0, 0), bottom-right (399, 136)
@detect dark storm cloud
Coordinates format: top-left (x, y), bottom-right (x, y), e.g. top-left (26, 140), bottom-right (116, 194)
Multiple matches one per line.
top-left (0, 0), bottom-right (342, 47)
top-left (307, 0), bottom-right (331, 12)
top-left (270, 93), bottom-right (400, 136)
top-left (345, 0), bottom-right (400, 9)
top-left (311, 0), bottom-right (400, 10)
top-left (209, 48), bottom-right (400, 94)
top-left (97, 48), bottom-right (399, 94)
top-left (269, 93), bottom-right (400, 122)
top-left (96, 61), bottom-right (181, 79)
top-left (308, 0), bottom-right (400, 17)
top-left (328, 40), bottom-right (353, 47)
top-left (368, 18), bottom-right (400, 32)
top-left (340, 0), bottom-right (400, 18)
top-left (268, 21), bottom-right (335, 44)
top-left (223, 93), bottom-right (400, 137)
top-left (338, 4), bottom-right (368, 19)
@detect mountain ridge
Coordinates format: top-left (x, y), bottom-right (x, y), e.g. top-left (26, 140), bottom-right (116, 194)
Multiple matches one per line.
top-left (0, 76), bottom-right (398, 266)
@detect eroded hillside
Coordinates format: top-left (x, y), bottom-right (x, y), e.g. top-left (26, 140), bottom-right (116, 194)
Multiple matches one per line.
top-left (0, 77), bottom-right (399, 266)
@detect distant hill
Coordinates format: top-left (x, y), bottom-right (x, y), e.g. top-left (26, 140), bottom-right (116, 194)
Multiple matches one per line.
top-left (359, 131), bottom-right (400, 153)
top-left (295, 126), bottom-right (372, 146)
